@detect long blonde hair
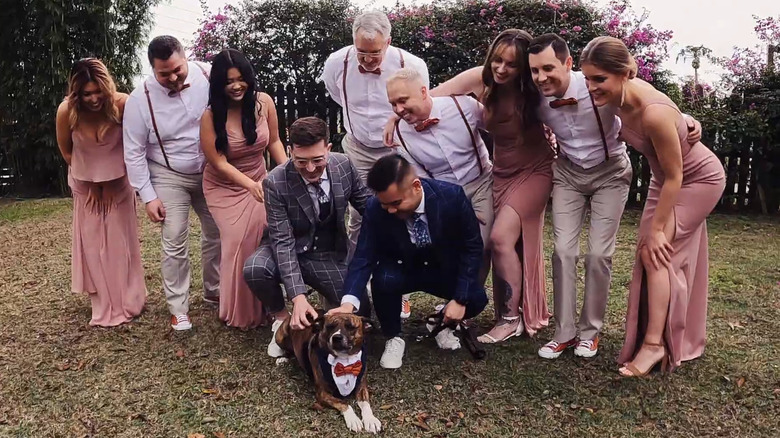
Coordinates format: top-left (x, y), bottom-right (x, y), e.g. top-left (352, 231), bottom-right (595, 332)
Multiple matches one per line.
top-left (66, 58), bottom-right (120, 140)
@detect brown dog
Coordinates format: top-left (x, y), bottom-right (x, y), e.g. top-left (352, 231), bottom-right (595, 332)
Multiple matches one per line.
top-left (275, 312), bottom-right (381, 433)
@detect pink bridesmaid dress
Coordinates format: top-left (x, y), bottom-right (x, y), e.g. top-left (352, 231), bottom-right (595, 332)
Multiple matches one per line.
top-left (618, 96), bottom-right (726, 371)
top-left (69, 124), bottom-right (147, 326)
top-left (202, 99), bottom-right (270, 329)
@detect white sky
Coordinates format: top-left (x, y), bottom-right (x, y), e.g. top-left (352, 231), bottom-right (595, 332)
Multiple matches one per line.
top-left (138, 0), bottom-right (779, 87)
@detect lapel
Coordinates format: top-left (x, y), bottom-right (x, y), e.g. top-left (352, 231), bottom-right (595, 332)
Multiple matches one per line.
top-left (422, 180), bottom-right (443, 245)
top-left (286, 163), bottom-right (317, 225)
top-left (328, 157), bottom-right (347, 230)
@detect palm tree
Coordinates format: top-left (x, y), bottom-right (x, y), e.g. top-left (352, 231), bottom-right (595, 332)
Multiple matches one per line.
top-left (676, 45), bottom-right (713, 88)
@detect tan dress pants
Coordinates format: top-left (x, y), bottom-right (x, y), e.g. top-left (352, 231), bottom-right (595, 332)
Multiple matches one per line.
top-left (148, 161), bottom-right (221, 316)
top-left (551, 152), bottom-right (632, 342)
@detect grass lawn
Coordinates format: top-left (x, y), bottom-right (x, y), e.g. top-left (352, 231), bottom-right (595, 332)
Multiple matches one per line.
top-left (1, 198), bottom-right (779, 437)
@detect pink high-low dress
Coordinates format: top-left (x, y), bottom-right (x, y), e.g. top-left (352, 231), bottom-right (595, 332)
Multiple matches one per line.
top-left (69, 123), bottom-right (147, 326)
top-left (486, 103), bottom-right (555, 336)
top-left (618, 96), bottom-right (725, 371)
top-left (203, 100), bottom-right (270, 329)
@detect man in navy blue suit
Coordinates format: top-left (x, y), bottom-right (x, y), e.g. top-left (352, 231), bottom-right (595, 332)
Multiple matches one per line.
top-left (329, 154), bottom-right (488, 369)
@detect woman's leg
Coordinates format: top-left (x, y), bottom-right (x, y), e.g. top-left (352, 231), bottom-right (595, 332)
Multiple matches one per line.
top-left (478, 205), bottom-right (524, 342)
top-left (620, 214), bottom-right (676, 375)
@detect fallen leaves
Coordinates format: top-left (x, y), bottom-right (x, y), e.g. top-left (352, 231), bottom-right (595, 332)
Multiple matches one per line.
top-left (175, 349), bottom-right (186, 358)
top-left (412, 412), bottom-right (431, 431)
top-left (737, 377), bottom-right (746, 388)
top-left (727, 321), bottom-right (745, 330)
top-left (187, 434), bottom-right (205, 438)
top-left (201, 417), bottom-right (217, 424)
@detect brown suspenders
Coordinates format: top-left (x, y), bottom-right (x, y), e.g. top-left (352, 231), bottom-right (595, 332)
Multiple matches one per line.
top-left (588, 93), bottom-right (610, 162)
top-left (450, 95), bottom-right (485, 176)
top-left (341, 46), bottom-right (405, 134)
top-left (553, 94), bottom-right (611, 164)
top-left (143, 62), bottom-right (209, 173)
top-left (394, 95), bottom-right (485, 180)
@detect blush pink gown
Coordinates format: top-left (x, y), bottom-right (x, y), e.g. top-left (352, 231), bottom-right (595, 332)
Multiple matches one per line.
top-left (203, 101), bottom-right (270, 329)
top-left (487, 103), bottom-right (555, 336)
top-left (618, 96), bottom-right (725, 371)
top-left (69, 124), bottom-right (146, 326)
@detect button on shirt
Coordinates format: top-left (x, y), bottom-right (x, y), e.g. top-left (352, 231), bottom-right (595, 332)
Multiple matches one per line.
top-left (305, 169), bottom-right (332, 217)
top-left (320, 45), bottom-right (429, 149)
top-left (537, 71), bottom-right (625, 169)
top-left (394, 96), bottom-right (492, 186)
top-left (123, 61), bottom-right (211, 202)
top-left (405, 189), bottom-right (429, 245)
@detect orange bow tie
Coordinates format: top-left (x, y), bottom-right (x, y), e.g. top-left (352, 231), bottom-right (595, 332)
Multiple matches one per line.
top-left (549, 97), bottom-right (577, 109)
top-left (334, 361), bottom-right (363, 377)
top-left (414, 118), bottom-right (440, 132)
top-left (168, 83), bottom-right (191, 97)
top-left (358, 65), bottom-right (381, 75)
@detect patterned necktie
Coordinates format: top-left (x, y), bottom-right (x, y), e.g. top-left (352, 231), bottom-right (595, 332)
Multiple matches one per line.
top-left (549, 97), bottom-right (578, 109)
top-left (414, 118), bottom-right (440, 132)
top-left (412, 213), bottom-right (432, 248)
top-left (358, 65), bottom-right (381, 75)
top-left (167, 83), bottom-right (191, 97)
top-left (312, 181), bottom-right (329, 221)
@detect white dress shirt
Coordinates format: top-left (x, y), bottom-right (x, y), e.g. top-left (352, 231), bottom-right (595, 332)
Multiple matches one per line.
top-left (305, 169), bottom-right (332, 217)
top-left (405, 188), bottom-right (428, 245)
top-left (537, 70), bottom-right (625, 169)
top-left (123, 61), bottom-right (212, 202)
top-left (394, 96), bottom-right (492, 186)
top-left (320, 45), bottom-right (429, 149)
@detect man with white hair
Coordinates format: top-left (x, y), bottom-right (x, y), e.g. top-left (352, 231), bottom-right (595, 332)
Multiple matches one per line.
top-left (321, 10), bottom-right (429, 319)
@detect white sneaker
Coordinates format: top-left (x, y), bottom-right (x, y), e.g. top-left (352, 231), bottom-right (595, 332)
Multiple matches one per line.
top-left (170, 314), bottom-right (192, 331)
top-left (267, 318), bottom-right (286, 358)
top-left (379, 337), bottom-right (405, 369)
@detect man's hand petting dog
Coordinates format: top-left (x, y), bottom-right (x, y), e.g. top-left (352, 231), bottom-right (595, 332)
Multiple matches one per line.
top-left (442, 299), bottom-right (466, 325)
top-left (327, 303), bottom-right (356, 316)
top-left (291, 295), bottom-right (319, 330)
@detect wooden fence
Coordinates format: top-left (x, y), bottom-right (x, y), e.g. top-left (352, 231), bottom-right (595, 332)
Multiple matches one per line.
top-left (0, 83), bottom-right (774, 214)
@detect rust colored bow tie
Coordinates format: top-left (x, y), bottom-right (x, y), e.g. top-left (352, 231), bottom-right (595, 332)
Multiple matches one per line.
top-left (334, 361), bottom-right (363, 377)
top-left (358, 65), bottom-right (381, 75)
top-left (549, 97), bottom-right (578, 109)
top-left (414, 118), bottom-right (440, 132)
top-left (168, 83), bottom-right (191, 97)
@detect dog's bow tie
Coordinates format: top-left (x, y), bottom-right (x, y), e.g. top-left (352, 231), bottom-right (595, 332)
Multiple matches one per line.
top-left (358, 65), bottom-right (381, 75)
top-left (414, 118), bottom-right (440, 132)
top-left (334, 360), bottom-right (363, 377)
top-left (549, 97), bottom-right (578, 109)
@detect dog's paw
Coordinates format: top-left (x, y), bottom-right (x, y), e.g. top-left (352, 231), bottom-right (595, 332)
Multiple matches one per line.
top-left (342, 406), bottom-right (363, 432)
top-left (362, 414), bottom-right (382, 434)
top-left (275, 357), bottom-right (289, 366)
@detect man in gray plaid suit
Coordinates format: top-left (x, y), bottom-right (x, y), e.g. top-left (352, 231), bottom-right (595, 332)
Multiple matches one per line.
top-left (243, 117), bottom-right (373, 357)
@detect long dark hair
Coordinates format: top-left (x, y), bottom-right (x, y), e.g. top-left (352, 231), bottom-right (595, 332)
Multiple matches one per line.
top-left (481, 29), bottom-right (540, 127)
top-left (208, 49), bottom-right (261, 156)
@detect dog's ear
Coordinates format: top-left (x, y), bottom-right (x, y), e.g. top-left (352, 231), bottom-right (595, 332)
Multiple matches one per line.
top-left (311, 315), bottom-right (325, 333)
top-left (360, 317), bottom-right (378, 332)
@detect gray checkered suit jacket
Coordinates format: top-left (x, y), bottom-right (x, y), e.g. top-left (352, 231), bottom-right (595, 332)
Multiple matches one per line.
top-left (262, 152), bottom-right (372, 299)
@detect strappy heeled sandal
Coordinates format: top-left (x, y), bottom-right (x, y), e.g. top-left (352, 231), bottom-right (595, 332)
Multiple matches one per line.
top-left (477, 317), bottom-right (524, 344)
top-left (619, 341), bottom-right (668, 377)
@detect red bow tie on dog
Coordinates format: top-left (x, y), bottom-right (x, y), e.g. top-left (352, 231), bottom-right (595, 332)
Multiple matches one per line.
top-left (549, 97), bottom-right (577, 109)
top-left (415, 118), bottom-right (440, 132)
top-left (334, 360), bottom-right (363, 377)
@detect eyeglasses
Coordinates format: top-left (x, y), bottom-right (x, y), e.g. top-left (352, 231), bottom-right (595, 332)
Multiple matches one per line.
top-left (291, 156), bottom-right (328, 168)
top-left (356, 51), bottom-right (384, 59)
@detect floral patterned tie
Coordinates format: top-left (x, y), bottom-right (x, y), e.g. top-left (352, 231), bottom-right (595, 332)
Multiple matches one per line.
top-left (412, 213), bottom-right (432, 248)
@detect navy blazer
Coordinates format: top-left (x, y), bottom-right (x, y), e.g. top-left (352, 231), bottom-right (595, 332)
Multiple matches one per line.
top-left (343, 178), bottom-right (484, 304)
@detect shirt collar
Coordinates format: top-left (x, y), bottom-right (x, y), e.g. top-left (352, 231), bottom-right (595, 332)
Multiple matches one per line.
top-left (414, 186), bottom-right (426, 215)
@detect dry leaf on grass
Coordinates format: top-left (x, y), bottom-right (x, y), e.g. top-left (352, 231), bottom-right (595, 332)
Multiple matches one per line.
top-left (175, 350), bottom-right (186, 358)
top-left (434, 384), bottom-right (443, 390)
top-left (202, 388), bottom-right (218, 395)
top-left (214, 433), bottom-right (226, 438)
top-left (55, 361), bottom-right (70, 371)
top-left (379, 404), bottom-right (393, 410)
top-left (202, 417), bottom-right (217, 424)
top-left (727, 321), bottom-right (744, 330)
top-left (188, 434), bottom-right (205, 438)
top-left (737, 377), bottom-right (746, 387)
